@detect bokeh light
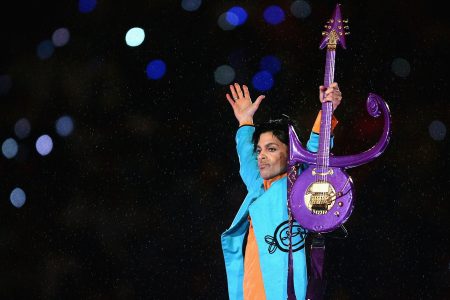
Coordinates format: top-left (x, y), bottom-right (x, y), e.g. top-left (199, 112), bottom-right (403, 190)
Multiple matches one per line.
top-left (36, 40), bottom-right (55, 60)
top-left (35, 134), bottom-right (53, 156)
top-left (428, 120), bottom-right (446, 141)
top-left (125, 27), bottom-right (145, 47)
top-left (263, 5), bottom-right (285, 25)
top-left (391, 58), bottom-right (411, 78)
top-left (226, 6), bottom-right (248, 26)
top-left (0, 74), bottom-right (12, 96)
top-left (79, 0), bottom-right (97, 13)
top-left (218, 12), bottom-right (237, 31)
top-left (146, 59), bottom-right (167, 80)
top-left (260, 55), bottom-right (281, 74)
top-left (252, 71), bottom-right (274, 92)
top-left (10, 188), bottom-right (26, 208)
top-left (214, 65), bottom-right (235, 85)
top-left (52, 27), bottom-right (70, 47)
top-left (290, 0), bottom-right (312, 19)
top-left (14, 118), bottom-right (31, 139)
top-left (55, 115), bottom-right (75, 137)
top-left (181, 0), bottom-right (202, 12)
top-left (2, 138), bottom-right (18, 159)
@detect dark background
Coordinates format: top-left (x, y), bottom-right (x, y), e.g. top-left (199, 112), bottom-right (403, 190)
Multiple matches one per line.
top-left (0, 0), bottom-right (448, 299)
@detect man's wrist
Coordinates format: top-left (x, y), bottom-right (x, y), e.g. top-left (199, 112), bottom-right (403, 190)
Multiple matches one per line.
top-left (238, 119), bottom-right (254, 127)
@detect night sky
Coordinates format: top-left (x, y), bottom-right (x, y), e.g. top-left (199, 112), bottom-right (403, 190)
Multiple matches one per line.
top-left (0, 0), bottom-right (448, 299)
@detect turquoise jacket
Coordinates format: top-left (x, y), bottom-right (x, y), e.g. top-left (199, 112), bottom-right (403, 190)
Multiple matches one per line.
top-left (221, 125), bottom-right (331, 300)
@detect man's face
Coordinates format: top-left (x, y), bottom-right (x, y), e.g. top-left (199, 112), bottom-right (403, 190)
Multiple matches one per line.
top-left (256, 132), bottom-right (288, 180)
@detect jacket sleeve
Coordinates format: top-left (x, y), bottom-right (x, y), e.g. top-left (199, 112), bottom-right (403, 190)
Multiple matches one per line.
top-left (307, 111), bottom-right (337, 152)
top-left (306, 132), bottom-right (334, 153)
top-left (236, 125), bottom-right (262, 192)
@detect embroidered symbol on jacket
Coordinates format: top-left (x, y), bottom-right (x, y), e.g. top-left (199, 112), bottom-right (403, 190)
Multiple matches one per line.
top-left (264, 220), bottom-right (306, 253)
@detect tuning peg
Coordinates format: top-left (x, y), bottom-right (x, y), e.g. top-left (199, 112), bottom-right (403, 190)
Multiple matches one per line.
top-left (344, 26), bottom-right (349, 29)
top-left (343, 19), bottom-right (349, 23)
top-left (322, 31), bottom-right (328, 36)
top-left (345, 32), bottom-right (350, 35)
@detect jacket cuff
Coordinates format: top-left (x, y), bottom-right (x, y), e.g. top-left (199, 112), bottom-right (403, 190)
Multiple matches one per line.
top-left (312, 110), bottom-right (339, 134)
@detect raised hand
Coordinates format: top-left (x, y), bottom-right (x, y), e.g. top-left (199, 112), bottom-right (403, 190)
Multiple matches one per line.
top-left (226, 83), bottom-right (265, 126)
top-left (319, 82), bottom-right (342, 111)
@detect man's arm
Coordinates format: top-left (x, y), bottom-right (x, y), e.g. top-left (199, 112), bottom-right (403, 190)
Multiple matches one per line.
top-left (225, 83), bottom-right (265, 190)
top-left (236, 125), bottom-right (261, 191)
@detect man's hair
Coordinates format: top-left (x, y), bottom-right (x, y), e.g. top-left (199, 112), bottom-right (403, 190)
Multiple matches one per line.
top-left (252, 116), bottom-right (298, 151)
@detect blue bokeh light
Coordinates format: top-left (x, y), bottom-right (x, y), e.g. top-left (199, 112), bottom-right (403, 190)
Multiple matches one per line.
top-left (263, 5), bottom-right (285, 25)
top-left (14, 118), bottom-right (31, 139)
top-left (52, 27), bottom-right (70, 47)
top-left (125, 27), bottom-right (145, 47)
top-left (252, 71), bottom-right (274, 92)
top-left (2, 138), bottom-right (18, 159)
top-left (260, 55), bottom-right (281, 74)
top-left (225, 12), bottom-right (239, 27)
top-left (181, 0), bottom-right (202, 12)
top-left (36, 134), bottom-right (53, 156)
top-left (429, 120), bottom-right (446, 141)
top-left (79, 0), bottom-right (97, 13)
top-left (37, 40), bottom-right (55, 60)
top-left (10, 188), bottom-right (26, 208)
top-left (55, 115), bottom-right (75, 137)
top-left (146, 60), bottom-right (167, 80)
top-left (226, 6), bottom-right (248, 26)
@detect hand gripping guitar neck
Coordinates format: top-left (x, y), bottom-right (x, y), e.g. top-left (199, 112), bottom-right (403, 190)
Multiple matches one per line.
top-left (287, 4), bottom-right (392, 233)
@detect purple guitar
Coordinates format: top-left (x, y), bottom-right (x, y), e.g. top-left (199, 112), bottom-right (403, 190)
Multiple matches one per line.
top-left (287, 4), bottom-right (392, 233)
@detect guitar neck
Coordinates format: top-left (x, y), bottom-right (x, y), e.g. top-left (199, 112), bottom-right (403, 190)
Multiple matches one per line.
top-left (317, 49), bottom-right (336, 169)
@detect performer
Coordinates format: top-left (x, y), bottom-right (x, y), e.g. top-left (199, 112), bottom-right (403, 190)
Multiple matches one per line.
top-left (221, 82), bottom-right (342, 300)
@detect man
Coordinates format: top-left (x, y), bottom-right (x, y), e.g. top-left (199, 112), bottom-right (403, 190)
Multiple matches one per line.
top-left (221, 82), bottom-right (342, 299)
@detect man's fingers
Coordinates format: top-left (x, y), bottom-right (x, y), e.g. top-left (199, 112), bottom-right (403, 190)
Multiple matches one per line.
top-left (234, 83), bottom-right (244, 98)
top-left (243, 85), bottom-right (250, 99)
top-left (253, 95), bottom-right (265, 108)
top-left (229, 85), bottom-right (238, 100)
top-left (226, 93), bottom-right (235, 106)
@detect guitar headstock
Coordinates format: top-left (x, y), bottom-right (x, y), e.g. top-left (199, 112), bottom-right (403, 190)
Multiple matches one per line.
top-left (319, 3), bottom-right (350, 50)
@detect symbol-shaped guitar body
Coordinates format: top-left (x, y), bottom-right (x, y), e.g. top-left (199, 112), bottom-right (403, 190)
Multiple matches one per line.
top-left (288, 4), bottom-right (392, 233)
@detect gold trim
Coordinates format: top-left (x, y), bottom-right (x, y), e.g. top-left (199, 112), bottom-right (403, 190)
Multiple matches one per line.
top-left (312, 168), bottom-right (334, 176)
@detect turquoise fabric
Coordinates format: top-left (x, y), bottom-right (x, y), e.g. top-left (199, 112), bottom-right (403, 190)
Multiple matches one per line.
top-left (221, 125), bottom-right (332, 300)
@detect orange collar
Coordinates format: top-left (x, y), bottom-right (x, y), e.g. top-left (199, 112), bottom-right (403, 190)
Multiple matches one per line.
top-left (263, 173), bottom-right (287, 190)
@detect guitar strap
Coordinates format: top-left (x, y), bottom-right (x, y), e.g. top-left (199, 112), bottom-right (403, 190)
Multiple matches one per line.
top-left (306, 226), bottom-right (348, 299)
top-left (287, 165), bottom-right (297, 300)
top-left (306, 234), bottom-right (326, 300)
top-left (287, 213), bottom-right (296, 300)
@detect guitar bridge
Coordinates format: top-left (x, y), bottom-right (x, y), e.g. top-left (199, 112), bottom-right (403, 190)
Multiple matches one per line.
top-left (305, 182), bottom-right (336, 214)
